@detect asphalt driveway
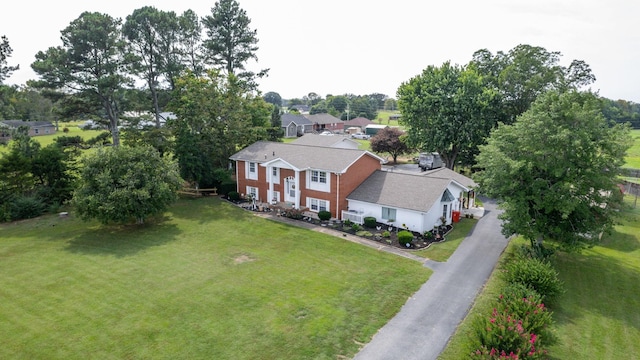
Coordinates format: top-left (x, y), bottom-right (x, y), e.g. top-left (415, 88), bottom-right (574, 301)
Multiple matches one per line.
top-left (353, 197), bottom-right (510, 360)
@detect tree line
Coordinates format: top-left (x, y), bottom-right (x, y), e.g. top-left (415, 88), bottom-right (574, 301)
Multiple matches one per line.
top-left (0, 0), bottom-right (276, 224)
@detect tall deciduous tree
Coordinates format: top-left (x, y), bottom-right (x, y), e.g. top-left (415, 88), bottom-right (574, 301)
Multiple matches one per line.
top-left (475, 90), bottom-right (632, 249)
top-left (370, 127), bottom-right (410, 164)
top-left (167, 70), bottom-right (271, 187)
top-left (0, 35), bottom-right (19, 83)
top-left (31, 12), bottom-right (131, 146)
top-left (202, 0), bottom-right (268, 88)
top-left (73, 145), bottom-right (182, 225)
top-left (262, 91), bottom-right (282, 107)
top-left (470, 44), bottom-right (596, 124)
top-left (397, 62), bottom-right (499, 169)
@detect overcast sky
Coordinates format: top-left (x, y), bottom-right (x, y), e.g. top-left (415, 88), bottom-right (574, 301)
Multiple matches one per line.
top-left (2, 0), bottom-right (639, 102)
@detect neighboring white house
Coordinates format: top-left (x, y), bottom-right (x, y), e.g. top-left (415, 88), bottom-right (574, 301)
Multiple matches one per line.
top-left (344, 170), bottom-right (470, 233)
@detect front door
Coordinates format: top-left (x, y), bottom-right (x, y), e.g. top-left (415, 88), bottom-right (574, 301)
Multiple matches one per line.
top-left (285, 177), bottom-right (296, 203)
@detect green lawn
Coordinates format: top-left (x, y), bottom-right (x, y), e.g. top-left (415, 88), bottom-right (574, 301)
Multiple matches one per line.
top-left (439, 197), bottom-right (640, 359)
top-left (624, 129), bottom-right (640, 168)
top-left (0, 197), bottom-right (431, 360)
top-left (0, 124), bottom-right (105, 154)
top-left (414, 217), bottom-right (478, 261)
top-left (374, 110), bottom-right (401, 127)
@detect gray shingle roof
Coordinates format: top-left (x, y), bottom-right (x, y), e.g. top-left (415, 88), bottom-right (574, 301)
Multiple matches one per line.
top-left (304, 113), bottom-right (343, 125)
top-left (229, 141), bottom-right (384, 173)
top-left (281, 113), bottom-right (312, 127)
top-left (290, 134), bottom-right (358, 148)
top-left (344, 117), bottom-right (374, 127)
top-left (422, 167), bottom-right (477, 188)
top-left (1, 120), bottom-right (54, 128)
top-left (347, 170), bottom-right (460, 212)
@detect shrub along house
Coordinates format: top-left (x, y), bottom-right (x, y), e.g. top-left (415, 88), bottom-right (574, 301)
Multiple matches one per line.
top-left (229, 141), bottom-right (385, 218)
top-left (344, 170), bottom-right (472, 234)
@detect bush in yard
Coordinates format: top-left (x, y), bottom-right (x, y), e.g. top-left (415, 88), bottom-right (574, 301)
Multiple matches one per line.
top-left (496, 294), bottom-right (553, 344)
top-left (382, 230), bottom-right (391, 238)
top-left (503, 257), bottom-right (564, 302)
top-left (363, 216), bottom-right (377, 228)
top-left (398, 230), bottom-right (413, 247)
top-left (424, 230), bottom-right (434, 240)
top-left (471, 307), bottom-right (548, 359)
top-left (351, 223), bottom-right (361, 232)
top-left (227, 191), bottom-right (240, 201)
top-left (218, 181), bottom-right (237, 196)
top-left (318, 210), bottom-right (331, 221)
top-left (73, 145), bottom-right (183, 225)
top-left (343, 218), bottom-right (353, 226)
top-left (10, 195), bottom-right (46, 220)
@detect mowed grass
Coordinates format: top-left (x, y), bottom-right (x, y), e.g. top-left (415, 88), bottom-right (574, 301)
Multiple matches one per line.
top-left (0, 197), bottom-right (431, 360)
top-left (439, 197), bottom-right (640, 358)
top-left (414, 217), bottom-right (478, 262)
top-left (0, 124), bottom-right (105, 154)
top-left (624, 129), bottom-right (640, 168)
top-left (549, 197), bottom-right (640, 358)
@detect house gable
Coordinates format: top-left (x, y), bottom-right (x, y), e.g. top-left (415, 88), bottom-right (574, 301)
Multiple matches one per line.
top-left (345, 170), bottom-right (468, 233)
top-left (230, 141), bottom-right (384, 218)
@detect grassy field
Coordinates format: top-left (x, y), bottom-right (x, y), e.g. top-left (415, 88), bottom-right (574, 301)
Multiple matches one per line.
top-left (0, 124), bottom-right (105, 154)
top-left (624, 129), bottom-right (640, 168)
top-left (0, 197), bottom-right (431, 360)
top-left (439, 196), bottom-right (640, 359)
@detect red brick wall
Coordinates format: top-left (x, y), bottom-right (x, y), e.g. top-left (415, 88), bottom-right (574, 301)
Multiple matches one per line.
top-left (236, 154), bottom-right (381, 218)
top-left (333, 154), bottom-right (381, 217)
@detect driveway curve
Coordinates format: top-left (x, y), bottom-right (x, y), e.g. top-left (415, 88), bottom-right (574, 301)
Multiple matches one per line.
top-left (353, 197), bottom-right (510, 360)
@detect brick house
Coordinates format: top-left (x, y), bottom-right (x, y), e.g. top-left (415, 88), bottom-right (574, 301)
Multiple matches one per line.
top-left (229, 141), bottom-right (385, 218)
top-left (304, 113), bottom-right (345, 134)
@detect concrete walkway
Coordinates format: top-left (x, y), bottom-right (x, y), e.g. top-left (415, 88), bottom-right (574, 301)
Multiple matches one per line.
top-left (253, 198), bottom-right (509, 359)
top-left (354, 198), bottom-right (510, 360)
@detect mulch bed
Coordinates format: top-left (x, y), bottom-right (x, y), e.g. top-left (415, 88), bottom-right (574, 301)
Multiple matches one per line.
top-left (223, 196), bottom-right (453, 250)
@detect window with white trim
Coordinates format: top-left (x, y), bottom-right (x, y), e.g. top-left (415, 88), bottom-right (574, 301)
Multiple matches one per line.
top-left (247, 162), bottom-right (258, 180)
top-left (307, 169), bottom-right (330, 192)
top-left (311, 170), bottom-right (327, 184)
top-left (308, 198), bottom-right (329, 212)
top-left (381, 207), bottom-right (397, 221)
top-left (271, 167), bottom-right (280, 184)
top-left (246, 186), bottom-right (258, 200)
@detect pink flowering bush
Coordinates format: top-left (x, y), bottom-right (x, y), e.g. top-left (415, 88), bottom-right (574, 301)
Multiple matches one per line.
top-left (496, 294), bottom-right (553, 343)
top-left (472, 298), bottom-right (551, 359)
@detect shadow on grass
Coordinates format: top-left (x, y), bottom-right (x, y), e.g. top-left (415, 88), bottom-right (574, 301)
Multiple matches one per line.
top-left (599, 228), bottom-right (639, 253)
top-left (64, 216), bottom-right (181, 257)
top-left (169, 196), bottom-right (257, 224)
top-left (552, 250), bottom-right (640, 332)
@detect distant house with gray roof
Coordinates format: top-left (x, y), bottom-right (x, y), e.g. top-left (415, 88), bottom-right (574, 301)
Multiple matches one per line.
top-left (343, 117), bottom-right (374, 131)
top-left (229, 141), bottom-right (385, 218)
top-left (0, 120), bottom-right (56, 142)
top-left (291, 133), bottom-right (359, 149)
top-left (304, 113), bottom-right (345, 133)
top-left (345, 170), bottom-right (471, 233)
top-left (281, 113), bottom-right (313, 138)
